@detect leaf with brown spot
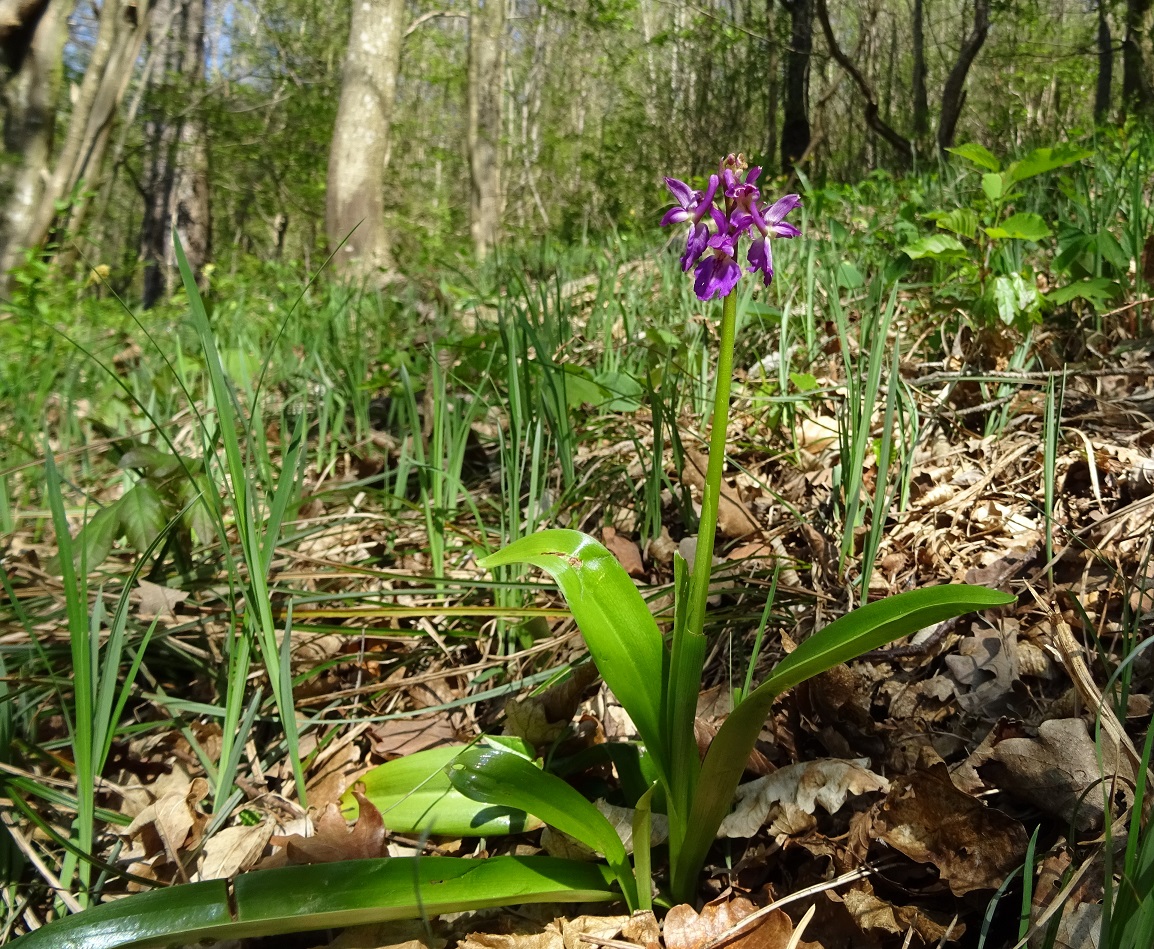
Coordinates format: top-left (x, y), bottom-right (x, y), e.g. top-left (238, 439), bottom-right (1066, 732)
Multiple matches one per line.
top-left (872, 763), bottom-right (1027, 895)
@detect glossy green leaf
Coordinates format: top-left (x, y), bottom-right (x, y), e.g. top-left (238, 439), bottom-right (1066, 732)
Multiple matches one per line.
top-left (670, 584), bottom-right (1015, 899)
top-left (947, 142), bottom-right (1000, 171)
top-left (902, 234), bottom-right (967, 260)
top-left (119, 481), bottom-right (166, 555)
top-left (344, 741), bottom-right (540, 836)
top-left (70, 500), bottom-right (123, 571)
top-left (11, 856), bottom-right (618, 949)
top-left (1005, 144), bottom-right (1091, 184)
top-left (447, 744), bottom-right (640, 910)
top-left (478, 531), bottom-right (668, 782)
top-left (936, 208), bottom-right (979, 240)
top-left (984, 212), bottom-right (1051, 242)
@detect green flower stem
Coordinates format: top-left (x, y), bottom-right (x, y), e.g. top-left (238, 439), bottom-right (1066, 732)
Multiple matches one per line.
top-left (666, 289), bottom-right (739, 896)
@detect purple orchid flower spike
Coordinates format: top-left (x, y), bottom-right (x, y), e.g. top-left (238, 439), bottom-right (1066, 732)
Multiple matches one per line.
top-left (661, 158), bottom-right (801, 300)
top-left (747, 193), bottom-right (802, 287)
top-left (661, 175), bottom-right (725, 272)
top-left (693, 231), bottom-right (742, 301)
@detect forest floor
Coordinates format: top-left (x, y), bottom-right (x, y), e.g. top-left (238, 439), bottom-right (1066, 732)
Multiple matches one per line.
top-left (3, 257), bottom-right (1154, 948)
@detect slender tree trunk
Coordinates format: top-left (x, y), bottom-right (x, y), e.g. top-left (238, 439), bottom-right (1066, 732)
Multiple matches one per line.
top-left (911, 0), bottom-right (928, 139)
top-left (140, 0), bottom-right (210, 307)
top-left (1096, 0), bottom-right (1113, 122)
top-left (1122, 0), bottom-right (1154, 113)
top-left (0, 0), bottom-right (62, 276)
top-left (937, 0), bottom-right (989, 153)
top-left (468, 0), bottom-right (504, 259)
top-left (326, 0), bottom-right (405, 279)
top-left (780, 0), bottom-right (813, 174)
top-left (765, 0), bottom-right (780, 168)
top-left (816, 0), bottom-right (913, 166)
top-left (22, 0), bottom-right (153, 262)
top-left (3, 0), bottom-right (150, 275)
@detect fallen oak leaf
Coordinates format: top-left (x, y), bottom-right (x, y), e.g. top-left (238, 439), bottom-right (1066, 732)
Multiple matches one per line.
top-left (718, 759), bottom-right (889, 839)
top-left (263, 791), bottom-right (388, 867)
top-left (872, 762), bottom-right (1027, 895)
top-left (663, 897), bottom-right (792, 949)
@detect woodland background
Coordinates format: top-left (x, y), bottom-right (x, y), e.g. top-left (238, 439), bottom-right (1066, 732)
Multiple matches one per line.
top-left (2, 0), bottom-right (1153, 295)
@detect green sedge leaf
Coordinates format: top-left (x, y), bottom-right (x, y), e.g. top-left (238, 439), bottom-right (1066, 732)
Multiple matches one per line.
top-left (344, 741), bottom-right (540, 836)
top-left (947, 142), bottom-right (1001, 171)
top-left (478, 530), bottom-right (668, 780)
top-left (11, 857), bottom-right (618, 949)
top-left (448, 744), bottom-right (640, 910)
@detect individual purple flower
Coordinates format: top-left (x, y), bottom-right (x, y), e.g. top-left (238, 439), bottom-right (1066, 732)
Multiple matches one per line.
top-left (661, 174), bottom-right (725, 271)
top-left (746, 194), bottom-right (802, 287)
top-left (693, 231), bottom-right (742, 301)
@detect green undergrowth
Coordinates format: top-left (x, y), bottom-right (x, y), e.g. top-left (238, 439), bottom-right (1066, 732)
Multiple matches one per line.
top-left (0, 130), bottom-right (1151, 940)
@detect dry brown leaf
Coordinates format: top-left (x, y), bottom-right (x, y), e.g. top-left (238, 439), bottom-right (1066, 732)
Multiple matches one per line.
top-left (194, 821), bottom-right (274, 881)
top-left (263, 791), bottom-right (387, 867)
top-left (324, 919), bottom-right (447, 949)
top-left (978, 717), bottom-right (1135, 833)
top-left (681, 449), bottom-right (758, 538)
top-left (872, 763), bottom-right (1027, 895)
top-left (121, 776), bottom-right (210, 863)
top-left (663, 898), bottom-right (792, 949)
top-left (840, 880), bottom-right (964, 943)
top-left (459, 915), bottom-right (629, 949)
top-left (602, 526), bottom-right (645, 577)
top-left (136, 579), bottom-right (189, 622)
top-left (719, 759), bottom-right (889, 839)
top-left (944, 624), bottom-right (1019, 715)
top-left (367, 716), bottom-right (461, 759)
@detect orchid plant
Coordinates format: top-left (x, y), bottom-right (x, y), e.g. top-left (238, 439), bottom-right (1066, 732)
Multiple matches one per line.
top-left (15, 162), bottom-right (1013, 947)
top-left (443, 154), bottom-right (1012, 905)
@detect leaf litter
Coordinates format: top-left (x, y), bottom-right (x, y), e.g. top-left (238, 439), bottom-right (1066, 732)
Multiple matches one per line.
top-left (5, 284), bottom-right (1154, 948)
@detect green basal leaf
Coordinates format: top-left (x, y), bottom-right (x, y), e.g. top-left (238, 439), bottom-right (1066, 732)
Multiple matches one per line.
top-left (981, 173), bottom-right (1004, 202)
top-left (984, 212), bottom-right (1051, 242)
top-left (11, 856), bottom-right (618, 949)
top-left (947, 142), bottom-right (1001, 172)
top-left (1005, 144), bottom-right (1092, 184)
top-left (478, 530), bottom-right (669, 783)
top-left (670, 584), bottom-right (1014, 900)
top-left (344, 740), bottom-right (540, 836)
top-left (448, 744), bottom-right (640, 911)
top-left (935, 209), bottom-right (979, 240)
top-left (902, 234), bottom-right (967, 260)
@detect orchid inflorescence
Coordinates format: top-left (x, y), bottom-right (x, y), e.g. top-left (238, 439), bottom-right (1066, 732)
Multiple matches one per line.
top-left (661, 153), bottom-right (801, 302)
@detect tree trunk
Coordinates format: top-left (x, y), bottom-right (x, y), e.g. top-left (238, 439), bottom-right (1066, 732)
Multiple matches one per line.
top-left (765, 0), bottom-right (780, 169)
top-left (1122, 0), bottom-right (1154, 113)
top-left (326, 0), bottom-right (405, 279)
top-left (937, 0), bottom-right (989, 154)
top-left (0, 0), bottom-right (63, 276)
top-left (1096, 0), bottom-right (1113, 123)
top-left (815, 0), bottom-right (913, 166)
top-left (911, 0), bottom-right (928, 139)
top-left (140, 0), bottom-right (210, 307)
top-left (780, 0), bottom-right (813, 174)
top-left (18, 0), bottom-right (152, 265)
top-left (468, 0), bottom-right (504, 259)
